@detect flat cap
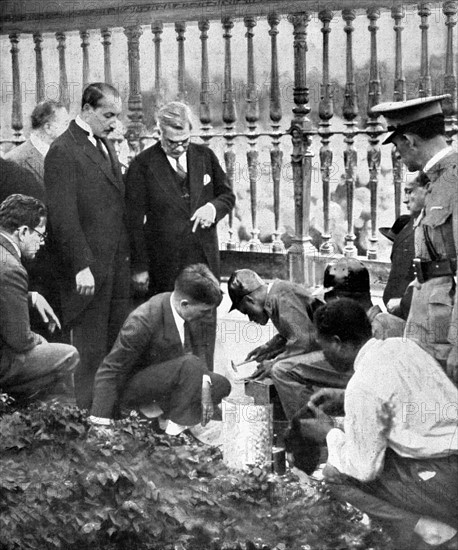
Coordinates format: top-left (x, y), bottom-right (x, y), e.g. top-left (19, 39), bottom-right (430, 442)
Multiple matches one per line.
top-left (228, 269), bottom-right (265, 312)
top-left (371, 94), bottom-right (450, 144)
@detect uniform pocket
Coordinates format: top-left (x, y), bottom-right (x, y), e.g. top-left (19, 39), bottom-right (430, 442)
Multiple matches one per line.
top-left (427, 281), bottom-right (454, 343)
top-left (423, 204), bottom-right (452, 228)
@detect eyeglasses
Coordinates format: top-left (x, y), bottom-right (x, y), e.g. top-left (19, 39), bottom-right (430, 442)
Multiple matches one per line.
top-left (164, 137), bottom-right (190, 149)
top-left (29, 227), bottom-right (48, 243)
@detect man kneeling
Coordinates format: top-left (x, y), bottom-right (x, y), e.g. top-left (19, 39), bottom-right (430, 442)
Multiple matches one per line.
top-left (288, 299), bottom-right (458, 550)
top-left (89, 264), bottom-right (231, 436)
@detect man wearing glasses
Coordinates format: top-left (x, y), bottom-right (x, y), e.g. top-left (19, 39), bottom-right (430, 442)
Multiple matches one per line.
top-left (125, 101), bottom-right (235, 370)
top-left (0, 194), bottom-right (79, 402)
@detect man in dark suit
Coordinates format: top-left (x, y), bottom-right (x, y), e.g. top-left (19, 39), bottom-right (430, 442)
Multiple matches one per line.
top-left (4, 100), bottom-right (70, 337)
top-left (44, 83), bottom-right (131, 410)
top-left (0, 194), bottom-right (79, 401)
top-left (5, 100), bottom-right (69, 194)
top-left (125, 102), bottom-right (235, 369)
top-left (89, 264), bottom-right (231, 436)
top-left (380, 173), bottom-right (428, 320)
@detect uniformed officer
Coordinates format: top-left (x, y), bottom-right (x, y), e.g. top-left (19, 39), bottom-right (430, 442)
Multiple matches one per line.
top-left (372, 95), bottom-right (457, 384)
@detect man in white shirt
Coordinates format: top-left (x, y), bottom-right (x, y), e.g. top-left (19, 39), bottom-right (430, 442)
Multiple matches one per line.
top-left (372, 95), bottom-right (457, 385)
top-left (89, 264), bottom-right (231, 436)
top-left (289, 298), bottom-right (457, 549)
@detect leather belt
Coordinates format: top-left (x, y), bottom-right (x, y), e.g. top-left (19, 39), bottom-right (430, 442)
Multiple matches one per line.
top-left (413, 258), bottom-right (457, 284)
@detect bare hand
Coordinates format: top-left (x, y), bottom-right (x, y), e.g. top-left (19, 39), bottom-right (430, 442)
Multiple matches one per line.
top-left (386, 298), bottom-right (401, 314)
top-left (34, 293), bottom-right (61, 333)
top-left (249, 359), bottom-right (274, 381)
top-left (323, 463), bottom-right (344, 483)
top-left (308, 388), bottom-right (345, 416)
top-left (191, 203), bottom-right (215, 233)
top-left (76, 267), bottom-right (95, 296)
top-left (245, 344), bottom-right (267, 362)
top-left (132, 271), bottom-right (149, 294)
top-left (201, 382), bottom-right (214, 426)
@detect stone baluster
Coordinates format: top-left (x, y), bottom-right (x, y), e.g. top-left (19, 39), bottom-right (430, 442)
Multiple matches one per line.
top-left (418, 3), bottom-right (432, 97)
top-left (443, 1), bottom-right (458, 144)
top-left (391, 6), bottom-right (406, 219)
top-left (33, 32), bottom-right (45, 103)
top-left (56, 32), bottom-right (70, 110)
top-left (124, 25), bottom-right (144, 153)
top-left (244, 16), bottom-right (261, 251)
top-left (80, 30), bottom-right (90, 88)
top-left (151, 21), bottom-right (164, 118)
top-left (268, 13), bottom-right (284, 252)
top-left (287, 12), bottom-right (316, 285)
top-left (9, 32), bottom-right (23, 141)
top-left (222, 16), bottom-right (237, 250)
top-left (318, 8), bottom-right (334, 256)
top-left (101, 28), bottom-right (112, 85)
top-left (342, 9), bottom-right (358, 257)
top-left (366, 8), bottom-right (383, 260)
top-left (199, 19), bottom-right (212, 142)
top-left (175, 22), bottom-right (186, 102)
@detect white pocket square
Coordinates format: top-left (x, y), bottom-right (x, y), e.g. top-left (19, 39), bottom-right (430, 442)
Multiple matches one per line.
top-left (203, 174), bottom-right (211, 186)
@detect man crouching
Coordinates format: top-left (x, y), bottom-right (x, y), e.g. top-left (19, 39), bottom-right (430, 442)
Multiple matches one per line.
top-left (89, 264), bottom-right (231, 436)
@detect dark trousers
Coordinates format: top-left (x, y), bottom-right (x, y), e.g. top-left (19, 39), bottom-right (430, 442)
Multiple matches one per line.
top-left (72, 246), bottom-right (130, 410)
top-left (328, 449), bottom-right (458, 548)
top-left (120, 354), bottom-right (231, 426)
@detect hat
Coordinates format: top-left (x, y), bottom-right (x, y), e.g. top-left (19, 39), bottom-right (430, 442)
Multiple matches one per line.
top-left (371, 95), bottom-right (450, 144)
top-left (227, 269), bottom-right (265, 312)
top-left (379, 214), bottom-right (411, 242)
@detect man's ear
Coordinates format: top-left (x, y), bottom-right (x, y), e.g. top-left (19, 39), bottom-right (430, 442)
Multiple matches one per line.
top-left (402, 133), bottom-right (417, 149)
top-left (179, 299), bottom-right (190, 309)
top-left (16, 225), bottom-right (28, 241)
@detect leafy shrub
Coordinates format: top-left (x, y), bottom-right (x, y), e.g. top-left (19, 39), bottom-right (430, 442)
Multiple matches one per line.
top-left (0, 400), bottom-right (393, 550)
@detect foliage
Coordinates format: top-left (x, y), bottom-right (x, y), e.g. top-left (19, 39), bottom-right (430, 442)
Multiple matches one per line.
top-left (0, 400), bottom-right (393, 550)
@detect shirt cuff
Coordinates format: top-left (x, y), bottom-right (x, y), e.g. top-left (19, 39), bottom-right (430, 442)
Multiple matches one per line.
top-left (202, 374), bottom-right (212, 386)
top-left (205, 202), bottom-right (216, 223)
top-left (88, 415), bottom-right (112, 426)
top-left (30, 291), bottom-right (38, 307)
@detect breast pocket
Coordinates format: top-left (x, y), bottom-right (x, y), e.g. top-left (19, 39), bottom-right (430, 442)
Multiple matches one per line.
top-left (427, 281), bottom-right (454, 344)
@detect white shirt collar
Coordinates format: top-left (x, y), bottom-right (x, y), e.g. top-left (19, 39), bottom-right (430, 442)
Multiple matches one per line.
top-left (166, 152), bottom-right (187, 173)
top-left (29, 133), bottom-right (49, 157)
top-left (0, 231), bottom-right (21, 258)
top-left (170, 292), bottom-right (185, 346)
top-left (423, 146), bottom-right (453, 173)
top-left (75, 115), bottom-right (97, 146)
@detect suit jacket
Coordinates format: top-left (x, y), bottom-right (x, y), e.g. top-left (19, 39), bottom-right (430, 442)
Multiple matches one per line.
top-left (0, 157), bottom-right (45, 203)
top-left (90, 292), bottom-right (209, 418)
top-left (0, 234), bottom-right (40, 376)
top-left (5, 139), bottom-right (45, 185)
top-left (44, 120), bottom-right (130, 325)
top-left (125, 142), bottom-right (235, 290)
top-left (383, 215), bottom-right (416, 318)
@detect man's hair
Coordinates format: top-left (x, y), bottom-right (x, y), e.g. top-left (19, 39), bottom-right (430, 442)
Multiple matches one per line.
top-left (284, 405), bottom-right (322, 475)
top-left (174, 264), bottom-right (222, 306)
top-left (31, 100), bottom-right (66, 130)
top-left (0, 194), bottom-right (47, 233)
top-left (314, 298), bottom-right (372, 346)
top-left (157, 102), bottom-right (193, 131)
top-left (82, 82), bottom-right (120, 109)
top-left (403, 113), bottom-right (446, 141)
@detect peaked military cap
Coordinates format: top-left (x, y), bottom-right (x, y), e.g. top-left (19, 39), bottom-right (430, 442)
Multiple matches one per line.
top-left (371, 94), bottom-right (450, 144)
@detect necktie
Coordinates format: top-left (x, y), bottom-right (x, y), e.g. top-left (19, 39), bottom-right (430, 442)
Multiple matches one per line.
top-left (176, 157), bottom-right (190, 205)
top-left (183, 321), bottom-right (193, 354)
top-left (95, 136), bottom-right (109, 161)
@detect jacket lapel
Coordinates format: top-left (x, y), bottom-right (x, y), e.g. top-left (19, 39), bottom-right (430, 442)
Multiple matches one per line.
top-left (161, 293), bottom-right (183, 350)
top-left (68, 121), bottom-right (124, 193)
top-left (187, 144), bottom-right (204, 213)
top-left (395, 217), bottom-right (414, 246)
